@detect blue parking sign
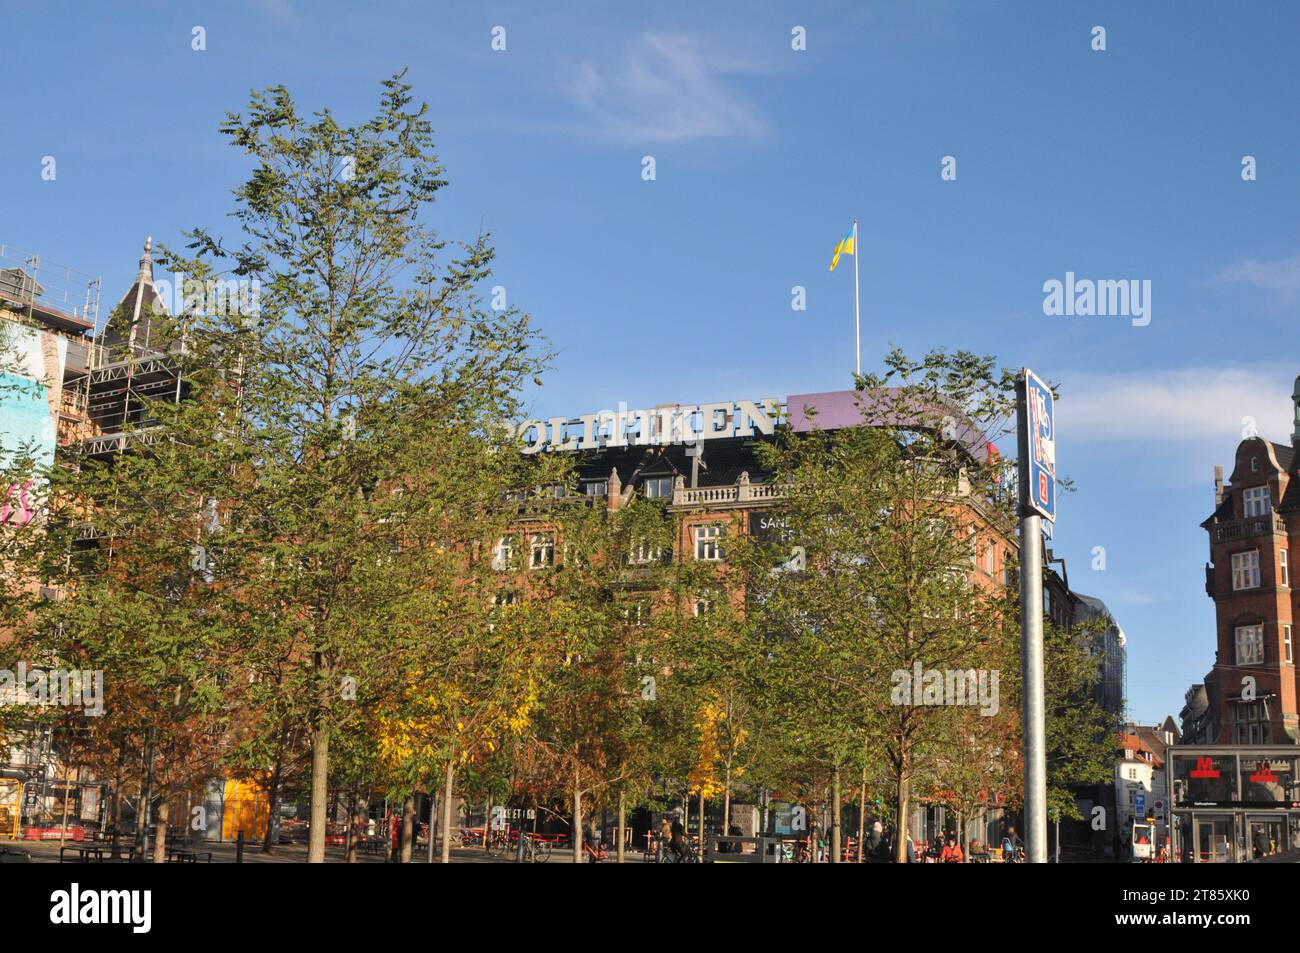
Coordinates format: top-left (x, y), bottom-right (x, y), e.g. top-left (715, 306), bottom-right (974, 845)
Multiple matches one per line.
top-left (1024, 370), bottom-right (1056, 522)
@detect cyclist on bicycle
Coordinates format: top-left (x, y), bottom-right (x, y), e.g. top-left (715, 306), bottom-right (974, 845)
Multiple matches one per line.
top-left (669, 816), bottom-right (690, 862)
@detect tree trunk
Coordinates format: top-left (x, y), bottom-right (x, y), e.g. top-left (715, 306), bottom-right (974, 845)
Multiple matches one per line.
top-left (572, 772), bottom-right (583, 864)
top-left (698, 794), bottom-right (706, 861)
top-left (345, 790), bottom-right (359, 864)
top-left (483, 795), bottom-right (492, 853)
top-left (152, 797), bottom-right (169, 865)
top-left (307, 714), bottom-right (329, 863)
top-left (894, 769), bottom-right (910, 863)
top-left (261, 759), bottom-right (282, 853)
top-left (440, 758), bottom-right (455, 864)
top-left (856, 762), bottom-right (868, 863)
top-left (616, 788), bottom-right (626, 864)
top-left (399, 794), bottom-right (415, 863)
top-left (832, 766), bottom-right (844, 863)
top-left (134, 729), bottom-right (155, 862)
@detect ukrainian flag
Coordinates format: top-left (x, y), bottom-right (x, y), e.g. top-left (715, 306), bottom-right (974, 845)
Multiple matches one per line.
top-left (828, 226), bottom-right (855, 271)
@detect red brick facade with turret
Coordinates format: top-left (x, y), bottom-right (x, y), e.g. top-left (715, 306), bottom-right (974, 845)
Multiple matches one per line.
top-left (1200, 375), bottom-right (1300, 745)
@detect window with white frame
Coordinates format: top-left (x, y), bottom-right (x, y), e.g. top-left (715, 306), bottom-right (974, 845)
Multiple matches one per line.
top-left (1231, 550), bottom-right (1260, 590)
top-left (693, 593), bottom-right (715, 617)
top-left (622, 600), bottom-right (651, 627)
top-left (488, 590), bottom-right (519, 631)
top-left (1235, 624), bottom-right (1264, 665)
top-left (529, 533), bottom-right (555, 569)
top-left (1244, 486), bottom-right (1271, 517)
top-left (491, 536), bottom-right (514, 571)
top-left (985, 542), bottom-right (996, 575)
top-left (1281, 548), bottom-right (1290, 587)
top-left (694, 524), bottom-right (723, 562)
top-left (643, 477), bottom-right (674, 500)
top-left (629, 539), bottom-right (663, 565)
top-left (1285, 624), bottom-right (1293, 665)
top-left (584, 480), bottom-right (608, 498)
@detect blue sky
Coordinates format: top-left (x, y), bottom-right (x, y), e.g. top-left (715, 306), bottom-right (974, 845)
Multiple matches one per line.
top-left (3, 0), bottom-right (1298, 724)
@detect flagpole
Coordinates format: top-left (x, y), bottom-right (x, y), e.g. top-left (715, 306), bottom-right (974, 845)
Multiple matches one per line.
top-left (852, 219), bottom-right (861, 378)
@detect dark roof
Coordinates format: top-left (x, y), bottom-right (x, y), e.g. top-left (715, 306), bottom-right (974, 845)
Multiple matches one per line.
top-left (1271, 441), bottom-right (1295, 474)
top-left (570, 436), bottom-right (771, 488)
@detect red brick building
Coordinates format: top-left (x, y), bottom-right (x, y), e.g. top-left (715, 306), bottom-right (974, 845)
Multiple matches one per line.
top-left (1199, 374), bottom-right (1300, 744)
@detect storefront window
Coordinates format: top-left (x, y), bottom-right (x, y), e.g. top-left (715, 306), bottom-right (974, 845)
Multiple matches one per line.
top-left (1241, 755), bottom-right (1298, 805)
top-left (1172, 753), bottom-right (1237, 806)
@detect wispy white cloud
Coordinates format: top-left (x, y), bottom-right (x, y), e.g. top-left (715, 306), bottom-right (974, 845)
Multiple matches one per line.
top-left (562, 32), bottom-right (771, 144)
top-left (1056, 366), bottom-right (1295, 445)
top-left (1214, 251), bottom-right (1300, 303)
top-left (247, 0), bottom-right (301, 27)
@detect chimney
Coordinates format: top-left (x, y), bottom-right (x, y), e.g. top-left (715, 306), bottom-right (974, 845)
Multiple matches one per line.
top-left (1214, 465), bottom-right (1224, 505)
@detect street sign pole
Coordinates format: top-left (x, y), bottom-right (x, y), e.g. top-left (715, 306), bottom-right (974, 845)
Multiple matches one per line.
top-left (1016, 370), bottom-right (1055, 865)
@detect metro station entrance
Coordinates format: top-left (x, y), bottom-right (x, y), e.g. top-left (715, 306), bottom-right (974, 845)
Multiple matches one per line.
top-left (1168, 746), bottom-right (1300, 863)
top-left (1193, 815), bottom-right (1233, 863)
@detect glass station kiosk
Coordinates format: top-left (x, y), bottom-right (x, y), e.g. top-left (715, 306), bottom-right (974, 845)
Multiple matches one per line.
top-left (1167, 746), bottom-right (1300, 862)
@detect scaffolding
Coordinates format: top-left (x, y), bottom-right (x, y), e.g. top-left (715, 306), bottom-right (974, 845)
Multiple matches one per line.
top-left (0, 243), bottom-right (101, 452)
top-left (0, 239), bottom-right (189, 462)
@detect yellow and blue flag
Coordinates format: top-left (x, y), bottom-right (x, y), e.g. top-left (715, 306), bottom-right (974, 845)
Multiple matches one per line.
top-left (828, 226), bottom-right (855, 271)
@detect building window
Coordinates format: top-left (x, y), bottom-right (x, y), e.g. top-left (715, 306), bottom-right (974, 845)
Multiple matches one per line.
top-left (584, 480), bottom-right (608, 498)
top-left (985, 542), bottom-right (996, 575)
top-left (643, 477), bottom-right (674, 500)
top-left (694, 524), bottom-right (723, 562)
top-left (629, 539), bottom-right (663, 565)
top-left (1043, 586), bottom-right (1052, 618)
top-left (1235, 700), bottom-right (1271, 744)
top-left (530, 533), bottom-right (555, 569)
top-left (1285, 625), bottom-right (1293, 665)
top-left (1243, 486), bottom-right (1270, 517)
top-left (492, 536), bottom-right (514, 571)
top-left (622, 600), bottom-right (651, 627)
top-left (1281, 548), bottom-right (1289, 587)
top-left (1231, 550), bottom-right (1260, 591)
top-left (694, 594), bottom-right (714, 617)
top-left (1235, 624), bottom-right (1264, 665)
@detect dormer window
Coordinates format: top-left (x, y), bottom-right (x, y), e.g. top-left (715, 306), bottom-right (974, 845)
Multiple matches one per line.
top-left (643, 476), bottom-right (673, 500)
top-left (1243, 486), bottom-right (1270, 518)
top-left (1251, 456), bottom-right (1259, 473)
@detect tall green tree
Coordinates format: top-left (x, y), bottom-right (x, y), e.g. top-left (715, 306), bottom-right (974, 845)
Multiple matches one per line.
top-left (180, 71), bottom-right (548, 862)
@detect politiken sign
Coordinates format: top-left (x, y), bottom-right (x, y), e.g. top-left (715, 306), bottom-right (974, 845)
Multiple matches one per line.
top-left (516, 398), bottom-right (782, 454)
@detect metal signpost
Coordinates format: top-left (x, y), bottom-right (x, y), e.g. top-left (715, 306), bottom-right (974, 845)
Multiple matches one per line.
top-left (509, 807), bottom-right (536, 863)
top-left (1016, 369), bottom-right (1056, 864)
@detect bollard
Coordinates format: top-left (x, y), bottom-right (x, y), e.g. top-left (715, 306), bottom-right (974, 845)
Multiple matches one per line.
top-left (236, 830), bottom-right (244, 864)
